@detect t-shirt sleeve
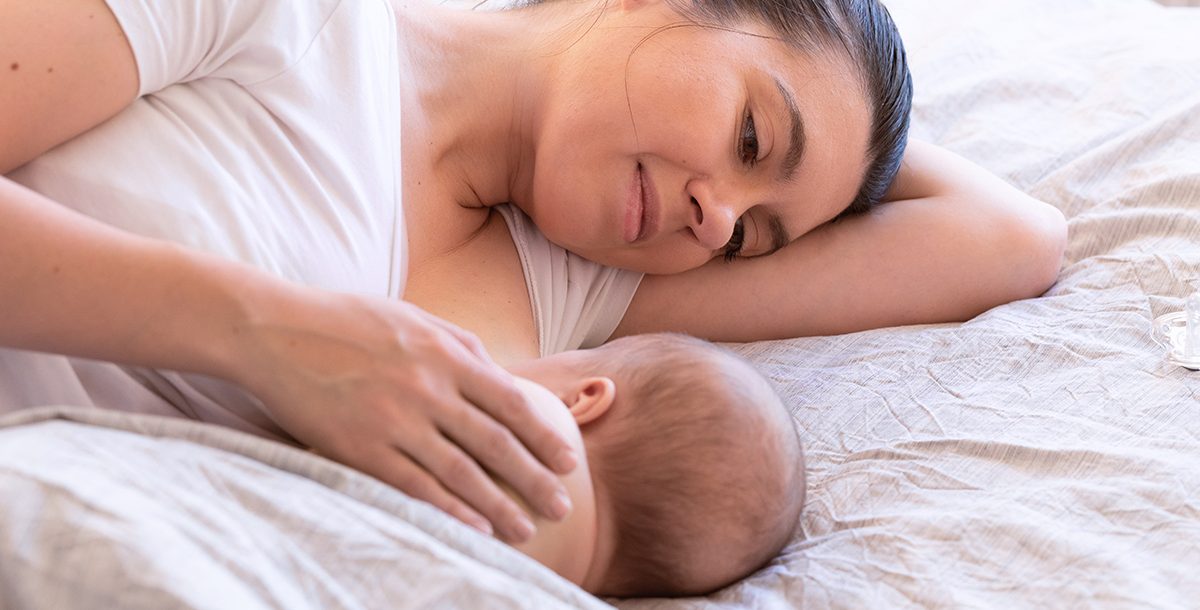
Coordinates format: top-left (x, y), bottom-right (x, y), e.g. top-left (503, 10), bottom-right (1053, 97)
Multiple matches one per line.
top-left (104, 0), bottom-right (342, 97)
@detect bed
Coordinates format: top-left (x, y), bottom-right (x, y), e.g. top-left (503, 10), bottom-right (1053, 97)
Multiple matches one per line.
top-left (3, 0), bottom-right (1199, 607)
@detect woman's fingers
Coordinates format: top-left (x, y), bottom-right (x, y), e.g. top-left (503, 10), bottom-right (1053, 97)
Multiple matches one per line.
top-left (353, 389), bottom-right (546, 543)
top-left (415, 431), bottom-right (540, 543)
top-left (437, 388), bottom-right (573, 528)
top-left (365, 444), bottom-right (494, 538)
top-left (417, 309), bottom-right (577, 512)
top-left (424, 330), bottom-right (575, 522)
top-left (459, 357), bottom-right (579, 477)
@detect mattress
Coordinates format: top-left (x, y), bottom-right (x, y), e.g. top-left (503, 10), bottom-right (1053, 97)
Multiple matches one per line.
top-left (3, 0), bottom-right (1199, 608)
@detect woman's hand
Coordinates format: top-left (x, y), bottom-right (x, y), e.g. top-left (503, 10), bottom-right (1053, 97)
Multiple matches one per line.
top-left (229, 287), bottom-right (577, 543)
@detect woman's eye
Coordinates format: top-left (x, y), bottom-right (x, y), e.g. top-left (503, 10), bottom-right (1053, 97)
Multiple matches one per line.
top-left (740, 111), bottom-right (759, 167)
top-left (723, 216), bottom-right (746, 262)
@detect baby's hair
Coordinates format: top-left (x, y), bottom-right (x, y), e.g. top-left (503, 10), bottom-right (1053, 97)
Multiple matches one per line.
top-left (579, 333), bottom-right (805, 598)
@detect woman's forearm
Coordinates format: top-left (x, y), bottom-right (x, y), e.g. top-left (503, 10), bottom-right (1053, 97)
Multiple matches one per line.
top-left (0, 174), bottom-right (279, 379)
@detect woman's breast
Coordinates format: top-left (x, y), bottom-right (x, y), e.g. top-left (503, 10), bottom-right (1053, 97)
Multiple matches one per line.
top-left (402, 207), bottom-right (540, 365)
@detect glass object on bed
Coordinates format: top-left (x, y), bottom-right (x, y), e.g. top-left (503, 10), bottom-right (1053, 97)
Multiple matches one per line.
top-left (1155, 285), bottom-right (1200, 371)
top-left (1187, 290), bottom-right (1200, 357)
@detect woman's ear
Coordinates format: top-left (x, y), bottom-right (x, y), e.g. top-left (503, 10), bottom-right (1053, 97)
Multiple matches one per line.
top-left (564, 377), bottom-right (616, 426)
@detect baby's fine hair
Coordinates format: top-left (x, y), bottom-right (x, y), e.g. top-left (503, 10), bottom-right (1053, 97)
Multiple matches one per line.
top-left (578, 333), bottom-right (806, 598)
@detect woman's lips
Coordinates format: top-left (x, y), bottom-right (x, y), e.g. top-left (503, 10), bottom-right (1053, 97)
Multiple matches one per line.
top-left (624, 164), bottom-right (644, 243)
top-left (624, 163), bottom-right (659, 244)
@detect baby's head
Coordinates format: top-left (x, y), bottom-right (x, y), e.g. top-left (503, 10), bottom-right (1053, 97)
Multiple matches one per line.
top-left (506, 333), bottom-right (806, 598)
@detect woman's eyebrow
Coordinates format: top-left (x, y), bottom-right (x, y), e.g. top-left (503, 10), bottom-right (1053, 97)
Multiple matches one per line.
top-left (773, 76), bottom-right (806, 183)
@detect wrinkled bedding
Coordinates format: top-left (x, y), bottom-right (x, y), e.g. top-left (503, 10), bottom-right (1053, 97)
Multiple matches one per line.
top-left (0, 408), bottom-right (607, 610)
top-left (628, 0), bottom-right (1200, 608)
top-left (3, 0), bottom-right (1200, 608)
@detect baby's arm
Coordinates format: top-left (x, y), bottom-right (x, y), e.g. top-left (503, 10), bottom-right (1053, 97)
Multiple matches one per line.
top-left (614, 140), bottom-right (1067, 341)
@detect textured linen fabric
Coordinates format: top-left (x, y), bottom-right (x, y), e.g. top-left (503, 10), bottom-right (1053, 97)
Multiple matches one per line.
top-left (496, 204), bottom-right (645, 356)
top-left (618, 0), bottom-right (1200, 608)
top-left (0, 0), bottom-right (403, 441)
top-left (0, 408), bottom-right (609, 610)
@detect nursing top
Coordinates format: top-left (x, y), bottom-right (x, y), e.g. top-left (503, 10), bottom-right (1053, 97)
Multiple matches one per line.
top-left (496, 205), bottom-right (642, 357)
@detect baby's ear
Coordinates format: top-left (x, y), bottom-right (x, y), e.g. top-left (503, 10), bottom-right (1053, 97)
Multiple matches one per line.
top-left (565, 377), bottom-right (616, 425)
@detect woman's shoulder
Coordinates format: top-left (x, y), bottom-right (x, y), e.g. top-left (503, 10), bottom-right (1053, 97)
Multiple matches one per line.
top-left (104, 0), bottom-right (348, 96)
top-left (9, 0), bottom-right (406, 299)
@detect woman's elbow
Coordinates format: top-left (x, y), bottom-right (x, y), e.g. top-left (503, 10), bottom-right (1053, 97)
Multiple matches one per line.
top-left (1010, 199), bottom-right (1068, 299)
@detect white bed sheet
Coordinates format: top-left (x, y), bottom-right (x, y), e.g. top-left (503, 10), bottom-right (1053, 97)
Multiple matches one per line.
top-left (0, 407), bottom-right (608, 610)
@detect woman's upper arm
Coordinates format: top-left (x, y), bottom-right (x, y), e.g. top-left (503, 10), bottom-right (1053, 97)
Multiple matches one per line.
top-left (611, 140), bottom-right (1068, 342)
top-left (0, 0), bottom-right (139, 174)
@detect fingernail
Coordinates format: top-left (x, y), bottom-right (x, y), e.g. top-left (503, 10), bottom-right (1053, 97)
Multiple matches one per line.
top-left (511, 516), bottom-right (536, 542)
top-left (549, 489), bottom-right (572, 520)
top-left (473, 519), bottom-right (494, 537)
top-left (553, 449), bottom-right (578, 473)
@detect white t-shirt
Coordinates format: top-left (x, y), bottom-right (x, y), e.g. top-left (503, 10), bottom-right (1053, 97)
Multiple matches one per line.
top-left (0, 0), bottom-right (403, 440)
top-left (15, 0), bottom-right (406, 293)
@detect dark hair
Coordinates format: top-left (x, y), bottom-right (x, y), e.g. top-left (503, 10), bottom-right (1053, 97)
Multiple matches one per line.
top-left (579, 334), bottom-right (806, 598)
top-left (669, 0), bottom-right (914, 219)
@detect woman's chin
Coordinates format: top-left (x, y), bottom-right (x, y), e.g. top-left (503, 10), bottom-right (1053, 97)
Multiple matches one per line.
top-left (578, 248), bottom-right (709, 275)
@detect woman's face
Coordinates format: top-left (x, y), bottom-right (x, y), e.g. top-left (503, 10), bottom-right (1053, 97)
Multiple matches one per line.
top-left (523, 0), bottom-right (872, 274)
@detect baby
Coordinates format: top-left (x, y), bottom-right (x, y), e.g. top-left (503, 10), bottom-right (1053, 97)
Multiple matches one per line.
top-left (504, 333), bottom-right (806, 598)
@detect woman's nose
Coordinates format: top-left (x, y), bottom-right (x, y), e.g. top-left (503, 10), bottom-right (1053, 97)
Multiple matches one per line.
top-left (687, 182), bottom-right (740, 251)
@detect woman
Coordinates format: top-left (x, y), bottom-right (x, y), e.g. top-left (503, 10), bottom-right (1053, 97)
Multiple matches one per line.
top-left (0, 0), bottom-right (1065, 546)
